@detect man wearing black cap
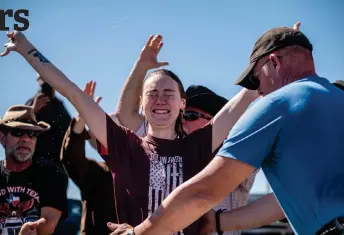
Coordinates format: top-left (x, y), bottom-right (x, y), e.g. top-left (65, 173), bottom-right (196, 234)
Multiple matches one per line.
top-left (0, 105), bottom-right (68, 235)
top-left (182, 85), bottom-right (227, 134)
top-left (119, 26), bottom-right (344, 235)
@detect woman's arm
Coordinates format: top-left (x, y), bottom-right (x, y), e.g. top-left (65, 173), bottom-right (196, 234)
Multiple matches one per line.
top-left (2, 31), bottom-right (108, 148)
top-left (114, 34), bottom-right (168, 132)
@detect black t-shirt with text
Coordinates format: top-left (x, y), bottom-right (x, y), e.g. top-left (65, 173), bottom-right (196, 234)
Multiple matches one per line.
top-left (0, 161), bottom-right (68, 235)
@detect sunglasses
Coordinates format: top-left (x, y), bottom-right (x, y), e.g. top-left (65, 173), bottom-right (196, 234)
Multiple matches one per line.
top-left (250, 56), bottom-right (283, 87)
top-left (8, 129), bottom-right (39, 138)
top-left (250, 58), bottom-right (270, 87)
top-left (183, 111), bottom-right (212, 121)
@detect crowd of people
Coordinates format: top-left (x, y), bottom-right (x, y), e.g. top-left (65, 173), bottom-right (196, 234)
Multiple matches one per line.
top-left (0, 21), bottom-right (343, 235)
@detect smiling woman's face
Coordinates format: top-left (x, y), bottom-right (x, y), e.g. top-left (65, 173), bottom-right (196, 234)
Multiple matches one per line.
top-left (141, 74), bottom-right (185, 130)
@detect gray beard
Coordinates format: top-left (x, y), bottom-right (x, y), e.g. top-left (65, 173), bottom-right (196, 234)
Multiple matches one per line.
top-left (6, 148), bottom-right (33, 163)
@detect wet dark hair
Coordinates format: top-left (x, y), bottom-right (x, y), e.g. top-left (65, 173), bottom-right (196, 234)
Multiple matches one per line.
top-left (143, 69), bottom-right (186, 139)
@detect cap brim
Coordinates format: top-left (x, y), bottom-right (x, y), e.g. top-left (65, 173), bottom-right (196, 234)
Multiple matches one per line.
top-left (234, 61), bottom-right (260, 90)
top-left (333, 81), bottom-right (344, 91)
top-left (0, 121), bottom-right (50, 132)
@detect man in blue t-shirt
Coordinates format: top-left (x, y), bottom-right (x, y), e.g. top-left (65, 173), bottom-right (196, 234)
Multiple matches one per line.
top-left (216, 31), bottom-right (344, 235)
top-left (216, 76), bottom-right (344, 234)
top-left (113, 26), bottom-right (344, 235)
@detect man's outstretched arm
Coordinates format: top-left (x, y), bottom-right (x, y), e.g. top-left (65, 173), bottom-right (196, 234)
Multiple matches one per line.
top-left (133, 156), bottom-right (255, 235)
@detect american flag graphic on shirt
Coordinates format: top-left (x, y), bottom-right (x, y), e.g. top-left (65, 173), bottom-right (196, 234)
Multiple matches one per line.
top-left (148, 153), bottom-right (184, 235)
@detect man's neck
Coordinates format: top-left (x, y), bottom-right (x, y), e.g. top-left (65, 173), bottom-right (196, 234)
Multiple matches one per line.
top-left (294, 59), bottom-right (317, 79)
top-left (4, 159), bottom-right (32, 172)
top-left (283, 69), bottom-right (317, 86)
top-left (296, 70), bottom-right (317, 80)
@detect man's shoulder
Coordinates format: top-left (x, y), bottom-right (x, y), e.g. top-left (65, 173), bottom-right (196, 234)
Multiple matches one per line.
top-left (271, 76), bottom-right (335, 107)
top-left (277, 75), bottom-right (328, 96)
top-left (248, 94), bottom-right (284, 115)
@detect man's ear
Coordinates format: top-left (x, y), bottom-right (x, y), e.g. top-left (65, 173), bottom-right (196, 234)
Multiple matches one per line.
top-left (269, 53), bottom-right (282, 73)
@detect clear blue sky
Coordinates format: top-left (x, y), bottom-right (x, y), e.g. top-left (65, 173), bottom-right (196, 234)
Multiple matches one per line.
top-left (1, 0), bottom-right (343, 199)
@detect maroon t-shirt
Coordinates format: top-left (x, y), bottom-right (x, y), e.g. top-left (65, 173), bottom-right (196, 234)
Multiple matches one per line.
top-left (98, 115), bottom-right (213, 234)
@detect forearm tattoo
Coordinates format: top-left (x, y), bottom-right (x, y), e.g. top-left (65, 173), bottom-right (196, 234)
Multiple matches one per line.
top-left (28, 49), bottom-right (50, 63)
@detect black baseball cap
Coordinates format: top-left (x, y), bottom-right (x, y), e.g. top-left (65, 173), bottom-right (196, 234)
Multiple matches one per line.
top-left (333, 80), bottom-right (344, 91)
top-left (235, 27), bottom-right (313, 90)
top-left (186, 85), bottom-right (228, 117)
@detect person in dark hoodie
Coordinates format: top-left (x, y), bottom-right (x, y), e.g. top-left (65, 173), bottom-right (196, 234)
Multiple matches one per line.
top-left (26, 74), bottom-right (71, 166)
top-left (25, 76), bottom-right (71, 235)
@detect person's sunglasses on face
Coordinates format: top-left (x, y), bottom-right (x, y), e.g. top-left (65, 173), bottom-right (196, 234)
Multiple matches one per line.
top-left (183, 110), bottom-right (212, 121)
top-left (7, 128), bottom-right (40, 138)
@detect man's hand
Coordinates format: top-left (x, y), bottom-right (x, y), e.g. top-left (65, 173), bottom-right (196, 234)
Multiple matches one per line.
top-left (137, 34), bottom-right (169, 70)
top-left (73, 81), bottom-right (102, 134)
top-left (1, 31), bottom-right (29, 57)
top-left (199, 210), bottom-right (216, 235)
top-left (18, 218), bottom-right (47, 235)
top-left (107, 222), bottom-right (135, 235)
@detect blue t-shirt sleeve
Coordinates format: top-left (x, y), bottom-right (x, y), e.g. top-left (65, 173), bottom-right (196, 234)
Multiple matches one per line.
top-left (217, 96), bottom-right (284, 168)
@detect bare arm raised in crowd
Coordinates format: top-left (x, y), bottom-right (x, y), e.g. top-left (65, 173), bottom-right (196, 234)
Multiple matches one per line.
top-left (210, 89), bottom-right (256, 151)
top-left (114, 35), bottom-right (168, 132)
top-left (60, 81), bottom-right (103, 189)
top-left (1, 32), bottom-right (109, 149)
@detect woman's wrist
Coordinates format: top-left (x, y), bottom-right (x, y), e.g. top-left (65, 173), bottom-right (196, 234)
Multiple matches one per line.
top-left (17, 41), bottom-right (34, 56)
